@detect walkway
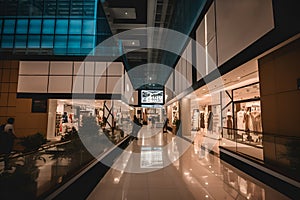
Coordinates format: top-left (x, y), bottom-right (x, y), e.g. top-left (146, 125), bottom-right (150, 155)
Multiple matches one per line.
top-left (87, 126), bottom-right (288, 200)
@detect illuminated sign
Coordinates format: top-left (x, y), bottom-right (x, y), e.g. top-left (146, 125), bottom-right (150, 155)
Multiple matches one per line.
top-left (141, 90), bottom-right (164, 104)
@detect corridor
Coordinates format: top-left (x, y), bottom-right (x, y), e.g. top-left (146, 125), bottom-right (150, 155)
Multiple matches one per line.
top-left (87, 126), bottom-right (289, 200)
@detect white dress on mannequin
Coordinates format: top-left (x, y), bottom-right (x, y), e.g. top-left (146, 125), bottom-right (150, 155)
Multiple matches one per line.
top-left (237, 110), bottom-right (245, 135)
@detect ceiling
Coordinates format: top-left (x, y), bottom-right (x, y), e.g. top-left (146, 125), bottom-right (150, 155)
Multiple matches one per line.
top-left (189, 59), bottom-right (259, 106)
top-left (101, 0), bottom-right (176, 89)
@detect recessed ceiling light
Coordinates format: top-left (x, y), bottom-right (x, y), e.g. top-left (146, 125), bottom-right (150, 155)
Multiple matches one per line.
top-left (237, 76), bottom-right (241, 79)
top-left (132, 41), bottom-right (135, 45)
top-left (125, 12), bottom-right (128, 15)
top-left (203, 88), bottom-right (206, 91)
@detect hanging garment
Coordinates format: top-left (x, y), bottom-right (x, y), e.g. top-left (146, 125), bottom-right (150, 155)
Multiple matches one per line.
top-left (207, 111), bottom-right (213, 131)
top-left (200, 113), bottom-right (205, 128)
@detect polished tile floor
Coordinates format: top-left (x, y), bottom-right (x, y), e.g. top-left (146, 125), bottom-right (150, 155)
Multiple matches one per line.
top-left (87, 126), bottom-right (289, 200)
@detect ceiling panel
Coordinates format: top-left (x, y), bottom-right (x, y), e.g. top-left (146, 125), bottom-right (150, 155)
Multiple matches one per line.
top-left (110, 8), bottom-right (136, 19)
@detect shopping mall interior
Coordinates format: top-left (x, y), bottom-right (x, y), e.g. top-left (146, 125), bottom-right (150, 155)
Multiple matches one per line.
top-left (0, 0), bottom-right (299, 199)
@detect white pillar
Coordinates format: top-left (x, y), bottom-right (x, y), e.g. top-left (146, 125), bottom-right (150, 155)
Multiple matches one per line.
top-left (180, 97), bottom-right (191, 138)
top-left (47, 99), bottom-right (58, 140)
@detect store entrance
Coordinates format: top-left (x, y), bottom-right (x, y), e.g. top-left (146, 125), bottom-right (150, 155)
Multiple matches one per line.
top-left (135, 107), bottom-right (166, 129)
top-left (46, 99), bottom-right (133, 140)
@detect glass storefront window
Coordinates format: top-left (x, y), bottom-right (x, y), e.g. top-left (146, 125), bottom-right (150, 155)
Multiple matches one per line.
top-left (233, 83), bottom-right (260, 101)
top-left (234, 101), bottom-right (262, 133)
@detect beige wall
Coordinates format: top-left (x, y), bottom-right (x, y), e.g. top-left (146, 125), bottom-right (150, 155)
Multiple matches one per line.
top-left (180, 98), bottom-right (191, 137)
top-left (0, 60), bottom-right (19, 124)
top-left (216, 0), bottom-right (274, 65)
top-left (0, 60), bottom-right (48, 138)
top-left (259, 38), bottom-right (300, 166)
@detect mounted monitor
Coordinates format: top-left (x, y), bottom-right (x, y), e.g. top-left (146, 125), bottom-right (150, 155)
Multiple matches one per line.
top-left (139, 89), bottom-right (164, 105)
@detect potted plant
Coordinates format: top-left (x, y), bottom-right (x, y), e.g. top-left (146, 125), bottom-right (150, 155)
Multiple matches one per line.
top-left (20, 133), bottom-right (47, 152)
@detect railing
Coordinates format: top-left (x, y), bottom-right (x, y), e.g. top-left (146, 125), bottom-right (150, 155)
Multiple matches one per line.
top-left (221, 127), bottom-right (300, 182)
top-left (222, 127), bottom-right (263, 148)
top-left (0, 131), bottom-right (130, 199)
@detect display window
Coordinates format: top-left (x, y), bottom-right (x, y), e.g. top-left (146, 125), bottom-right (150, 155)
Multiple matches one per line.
top-left (49, 99), bottom-right (133, 140)
top-left (221, 82), bottom-right (263, 147)
top-left (234, 101), bottom-right (262, 145)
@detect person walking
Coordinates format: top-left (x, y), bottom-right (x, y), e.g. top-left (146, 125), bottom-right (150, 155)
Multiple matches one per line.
top-left (0, 118), bottom-right (17, 171)
top-left (132, 115), bottom-right (142, 140)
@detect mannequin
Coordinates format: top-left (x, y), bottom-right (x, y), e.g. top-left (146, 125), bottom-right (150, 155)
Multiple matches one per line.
top-left (226, 109), bottom-right (233, 139)
top-left (251, 105), bottom-right (262, 133)
top-left (244, 107), bottom-right (253, 131)
top-left (237, 106), bottom-right (246, 136)
top-left (207, 111), bottom-right (213, 132)
top-left (244, 107), bottom-right (253, 141)
top-left (200, 111), bottom-right (205, 130)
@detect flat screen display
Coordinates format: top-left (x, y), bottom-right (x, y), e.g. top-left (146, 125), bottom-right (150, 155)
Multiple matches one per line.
top-left (141, 90), bottom-right (164, 104)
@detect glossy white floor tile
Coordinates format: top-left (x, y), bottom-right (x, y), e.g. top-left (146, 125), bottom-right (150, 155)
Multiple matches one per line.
top-left (87, 127), bottom-right (290, 200)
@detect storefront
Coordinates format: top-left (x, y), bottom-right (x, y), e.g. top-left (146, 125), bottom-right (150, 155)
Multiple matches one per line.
top-left (187, 59), bottom-right (263, 147)
top-left (46, 99), bottom-right (133, 140)
top-left (222, 82), bottom-right (262, 147)
top-left (166, 101), bottom-right (180, 134)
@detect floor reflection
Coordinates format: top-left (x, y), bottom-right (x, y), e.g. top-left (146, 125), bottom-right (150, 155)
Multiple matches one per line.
top-left (88, 128), bottom-right (289, 200)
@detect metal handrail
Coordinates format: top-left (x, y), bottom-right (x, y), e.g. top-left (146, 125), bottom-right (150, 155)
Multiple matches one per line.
top-left (222, 127), bottom-right (300, 140)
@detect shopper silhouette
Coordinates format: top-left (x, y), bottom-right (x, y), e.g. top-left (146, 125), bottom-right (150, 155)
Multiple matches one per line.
top-left (62, 112), bottom-right (68, 123)
top-left (0, 118), bottom-right (17, 171)
top-left (132, 115), bottom-right (142, 140)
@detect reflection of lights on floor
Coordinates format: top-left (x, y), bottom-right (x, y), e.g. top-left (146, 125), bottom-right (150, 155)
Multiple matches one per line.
top-left (205, 182), bottom-right (208, 185)
top-left (208, 166), bottom-right (211, 168)
top-left (223, 143), bottom-right (226, 145)
top-left (205, 195), bottom-right (209, 198)
top-left (114, 177), bottom-right (120, 184)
